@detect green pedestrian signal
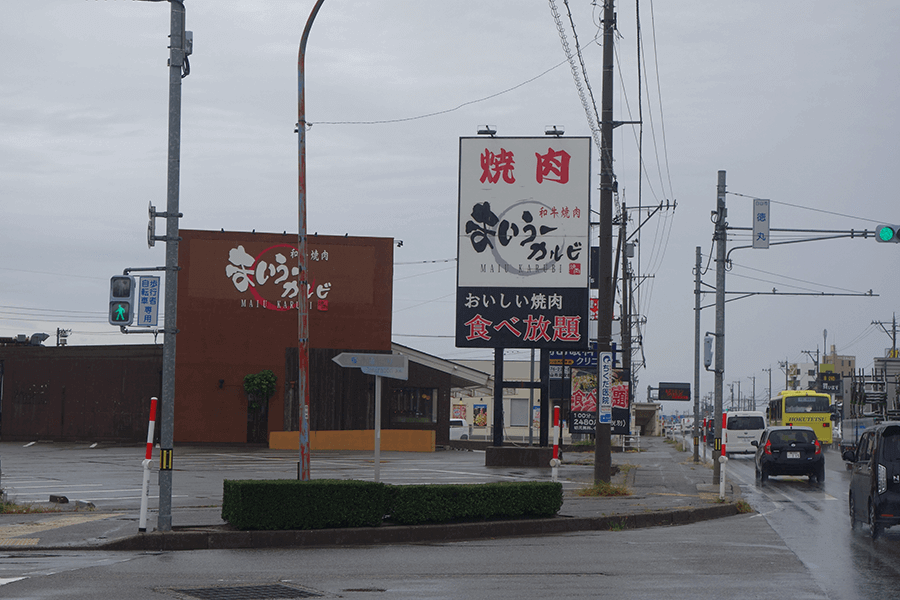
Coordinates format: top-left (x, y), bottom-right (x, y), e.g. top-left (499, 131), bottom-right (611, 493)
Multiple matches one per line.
top-left (876, 224), bottom-right (900, 243)
top-left (110, 301), bottom-right (132, 323)
top-left (109, 275), bottom-right (135, 326)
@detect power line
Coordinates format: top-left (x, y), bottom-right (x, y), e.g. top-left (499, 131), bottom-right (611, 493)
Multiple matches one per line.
top-left (311, 60), bottom-right (568, 126)
top-left (728, 191), bottom-right (884, 225)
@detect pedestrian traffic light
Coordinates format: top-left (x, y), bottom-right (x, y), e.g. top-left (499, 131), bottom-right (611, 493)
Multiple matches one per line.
top-left (109, 275), bottom-right (135, 326)
top-left (876, 224), bottom-right (900, 243)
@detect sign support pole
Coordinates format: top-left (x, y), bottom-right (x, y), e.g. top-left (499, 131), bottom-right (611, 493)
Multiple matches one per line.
top-left (374, 375), bottom-right (381, 482)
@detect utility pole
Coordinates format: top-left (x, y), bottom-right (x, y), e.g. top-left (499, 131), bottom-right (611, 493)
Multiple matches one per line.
top-left (873, 313), bottom-right (898, 357)
top-left (748, 375), bottom-right (756, 410)
top-left (157, 0), bottom-right (188, 532)
top-left (693, 246), bottom-right (701, 463)
top-left (594, 0), bottom-right (616, 484)
top-left (713, 170), bottom-right (727, 484)
top-left (762, 367), bottom-right (771, 404)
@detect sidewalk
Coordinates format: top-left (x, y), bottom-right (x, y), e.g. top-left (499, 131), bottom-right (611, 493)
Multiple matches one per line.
top-left (0, 435), bottom-right (742, 551)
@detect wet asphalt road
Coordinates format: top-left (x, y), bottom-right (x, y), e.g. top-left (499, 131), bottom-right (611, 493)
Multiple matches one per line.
top-left (711, 445), bottom-right (900, 599)
top-left (3, 440), bottom-right (900, 599)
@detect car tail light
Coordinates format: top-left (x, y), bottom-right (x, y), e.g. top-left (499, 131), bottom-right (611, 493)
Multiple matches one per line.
top-left (814, 439), bottom-right (821, 455)
top-left (878, 464), bottom-right (887, 495)
top-left (764, 439), bottom-right (773, 455)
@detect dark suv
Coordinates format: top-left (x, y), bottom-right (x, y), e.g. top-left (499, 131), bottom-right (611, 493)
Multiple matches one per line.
top-left (752, 426), bottom-right (824, 483)
top-left (843, 421), bottom-right (900, 539)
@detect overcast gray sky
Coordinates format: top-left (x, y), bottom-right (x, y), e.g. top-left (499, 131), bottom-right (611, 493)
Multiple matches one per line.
top-left (2, 1), bottom-right (898, 407)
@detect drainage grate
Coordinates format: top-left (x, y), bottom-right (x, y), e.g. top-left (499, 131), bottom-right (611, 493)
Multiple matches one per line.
top-left (172, 584), bottom-right (323, 600)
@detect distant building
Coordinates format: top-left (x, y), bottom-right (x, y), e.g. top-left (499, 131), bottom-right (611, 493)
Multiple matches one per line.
top-left (820, 345), bottom-right (855, 405)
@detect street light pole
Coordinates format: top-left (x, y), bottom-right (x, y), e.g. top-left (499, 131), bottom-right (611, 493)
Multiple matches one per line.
top-left (297, 0), bottom-right (326, 480)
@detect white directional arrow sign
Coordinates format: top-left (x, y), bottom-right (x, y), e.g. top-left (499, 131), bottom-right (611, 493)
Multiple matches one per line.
top-left (331, 352), bottom-right (409, 483)
top-left (332, 352), bottom-right (408, 380)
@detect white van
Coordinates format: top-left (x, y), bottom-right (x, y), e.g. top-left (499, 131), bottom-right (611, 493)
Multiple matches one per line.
top-left (449, 418), bottom-right (469, 440)
top-left (723, 411), bottom-right (766, 456)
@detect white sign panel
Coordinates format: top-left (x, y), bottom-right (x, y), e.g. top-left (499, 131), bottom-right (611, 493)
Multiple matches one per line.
top-left (332, 352), bottom-right (409, 380)
top-left (136, 276), bottom-right (160, 327)
top-left (753, 199), bottom-right (770, 249)
top-left (599, 351), bottom-right (612, 423)
top-left (456, 137), bottom-right (591, 349)
top-left (457, 137), bottom-right (591, 288)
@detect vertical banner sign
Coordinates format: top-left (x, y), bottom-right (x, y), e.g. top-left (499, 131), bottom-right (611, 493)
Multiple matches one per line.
top-left (456, 137), bottom-right (592, 349)
top-left (137, 276), bottom-right (160, 327)
top-left (599, 351), bottom-right (612, 423)
top-left (752, 199), bottom-right (770, 249)
top-left (570, 367), bottom-right (598, 434)
top-left (611, 369), bottom-right (630, 435)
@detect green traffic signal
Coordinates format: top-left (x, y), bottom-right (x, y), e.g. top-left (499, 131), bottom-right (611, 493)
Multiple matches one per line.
top-left (876, 224), bottom-right (899, 243)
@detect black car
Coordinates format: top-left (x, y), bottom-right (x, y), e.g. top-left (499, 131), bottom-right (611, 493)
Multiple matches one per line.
top-left (752, 426), bottom-right (824, 483)
top-left (843, 421), bottom-right (900, 540)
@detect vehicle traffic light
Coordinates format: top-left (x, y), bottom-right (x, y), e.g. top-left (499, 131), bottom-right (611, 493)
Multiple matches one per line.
top-left (876, 224), bottom-right (900, 243)
top-left (109, 275), bottom-right (135, 326)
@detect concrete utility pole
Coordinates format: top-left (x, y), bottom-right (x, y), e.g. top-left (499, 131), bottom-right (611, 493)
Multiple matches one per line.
top-left (158, 0), bottom-right (188, 532)
top-left (693, 246), bottom-right (701, 462)
top-left (594, 0), bottom-right (616, 484)
top-left (873, 313), bottom-right (899, 357)
top-left (748, 375), bottom-right (756, 410)
top-left (713, 170), bottom-right (727, 484)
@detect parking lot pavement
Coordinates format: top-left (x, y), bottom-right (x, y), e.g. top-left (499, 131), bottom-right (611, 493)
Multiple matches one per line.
top-left (0, 435), bottom-right (740, 550)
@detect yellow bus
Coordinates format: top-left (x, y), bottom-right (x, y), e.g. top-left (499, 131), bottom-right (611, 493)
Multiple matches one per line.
top-left (766, 390), bottom-right (833, 445)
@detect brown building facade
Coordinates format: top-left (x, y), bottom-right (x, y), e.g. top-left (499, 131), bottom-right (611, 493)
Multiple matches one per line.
top-left (174, 229), bottom-right (394, 443)
top-left (0, 230), bottom-right (490, 446)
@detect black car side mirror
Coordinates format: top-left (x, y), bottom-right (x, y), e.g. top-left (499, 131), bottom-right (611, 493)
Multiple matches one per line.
top-left (842, 450), bottom-right (856, 462)
top-left (751, 440), bottom-right (758, 447)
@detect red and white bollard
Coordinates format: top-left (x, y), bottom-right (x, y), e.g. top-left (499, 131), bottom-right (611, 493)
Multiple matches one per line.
top-left (550, 406), bottom-right (561, 482)
top-left (721, 411), bottom-right (728, 458)
top-left (139, 397), bottom-right (158, 532)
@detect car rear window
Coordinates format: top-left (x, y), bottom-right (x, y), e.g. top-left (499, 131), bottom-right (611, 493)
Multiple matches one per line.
top-left (883, 429), bottom-right (900, 461)
top-left (727, 416), bottom-right (765, 430)
top-left (769, 429), bottom-right (816, 445)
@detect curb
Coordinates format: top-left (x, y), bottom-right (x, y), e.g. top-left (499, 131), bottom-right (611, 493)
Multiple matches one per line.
top-left (93, 503), bottom-right (741, 552)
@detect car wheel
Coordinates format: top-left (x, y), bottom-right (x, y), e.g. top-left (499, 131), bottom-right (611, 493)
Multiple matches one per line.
top-left (869, 500), bottom-right (881, 540)
top-left (460, 434), bottom-right (468, 440)
top-left (760, 464), bottom-right (768, 482)
top-left (817, 464), bottom-right (825, 483)
top-left (755, 464), bottom-right (761, 481)
top-left (849, 493), bottom-right (858, 530)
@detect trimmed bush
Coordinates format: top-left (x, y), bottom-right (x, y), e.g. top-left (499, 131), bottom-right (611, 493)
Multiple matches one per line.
top-left (222, 479), bottom-right (388, 530)
top-left (387, 481), bottom-right (563, 525)
top-left (221, 479), bottom-right (564, 530)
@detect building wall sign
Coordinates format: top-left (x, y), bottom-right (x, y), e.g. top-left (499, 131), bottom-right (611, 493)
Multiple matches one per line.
top-left (455, 137), bottom-right (591, 349)
top-left (225, 243), bottom-right (332, 312)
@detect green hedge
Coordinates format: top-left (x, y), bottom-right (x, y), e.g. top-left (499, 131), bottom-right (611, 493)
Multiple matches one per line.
top-left (222, 479), bottom-right (563, 530)
top-left (222, 479), bottom-right (388, 530)
top-left (388, 481), bottom-right (562, 525)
